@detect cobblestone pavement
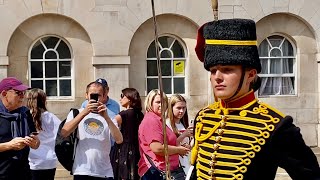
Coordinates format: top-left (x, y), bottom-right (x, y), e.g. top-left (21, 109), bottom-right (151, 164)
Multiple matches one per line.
top-left (55, 163), bottom-right (72, 180)
top-left (54, 167), bottom-right (292, 180)
top-left (54, 148), bottom-right (320, 180)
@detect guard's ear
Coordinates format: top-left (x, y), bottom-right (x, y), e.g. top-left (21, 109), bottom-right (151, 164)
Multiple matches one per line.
top-left (247, 69), bottom-right (257, 84)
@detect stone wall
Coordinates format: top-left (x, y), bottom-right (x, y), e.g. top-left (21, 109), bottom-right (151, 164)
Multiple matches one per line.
top-left (0, 0), bottom-right (319, 146)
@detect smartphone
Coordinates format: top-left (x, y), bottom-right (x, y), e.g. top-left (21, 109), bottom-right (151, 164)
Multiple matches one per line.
top-left (189, 119), bottom-right (194, 127)
top-left (90, 93), bottom-right (99, 102)
top-left (30, 132), bottom-right (39, 136)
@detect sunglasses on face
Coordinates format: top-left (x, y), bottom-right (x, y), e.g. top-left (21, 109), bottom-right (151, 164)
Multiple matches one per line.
top-left (9, 89), bottom-right (25, 96)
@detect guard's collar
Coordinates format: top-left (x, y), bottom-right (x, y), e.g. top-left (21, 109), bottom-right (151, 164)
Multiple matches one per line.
top-left (220, 90), bottom-right (255, 108)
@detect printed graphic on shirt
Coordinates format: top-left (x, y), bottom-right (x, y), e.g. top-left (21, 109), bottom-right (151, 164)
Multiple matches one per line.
top-left (84, 118), bottom-right (104, 136)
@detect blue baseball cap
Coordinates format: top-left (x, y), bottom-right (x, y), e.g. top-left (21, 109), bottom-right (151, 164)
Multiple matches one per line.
top-left (95, 78), bottom-right (108, 88)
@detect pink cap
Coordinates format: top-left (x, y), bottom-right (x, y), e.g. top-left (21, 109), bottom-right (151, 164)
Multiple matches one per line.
top-left (0, 77), bottom-right (30, 92)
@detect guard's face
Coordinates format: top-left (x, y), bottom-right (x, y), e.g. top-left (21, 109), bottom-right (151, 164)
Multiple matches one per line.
top-left (210, 65), bottom-right (244, 100)
top-left (210, 65), bottom-right (257, 101)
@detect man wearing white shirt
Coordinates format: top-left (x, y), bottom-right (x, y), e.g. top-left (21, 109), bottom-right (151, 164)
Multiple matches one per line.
top-left (61, 81), bottom-right (123, 180)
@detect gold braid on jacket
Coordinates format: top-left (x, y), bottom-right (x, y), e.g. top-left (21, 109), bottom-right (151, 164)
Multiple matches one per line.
top-left (190, 91), bottom-right (285, 180)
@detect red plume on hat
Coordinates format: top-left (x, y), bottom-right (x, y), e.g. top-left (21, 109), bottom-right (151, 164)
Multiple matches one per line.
top-left (195, 24), bottom-right (206, 62)
top-left (195, 0), bottom-right (219, 63)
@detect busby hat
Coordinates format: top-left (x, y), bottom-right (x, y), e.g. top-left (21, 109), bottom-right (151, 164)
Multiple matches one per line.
top-left (195, 19), bottom-right (261, 73)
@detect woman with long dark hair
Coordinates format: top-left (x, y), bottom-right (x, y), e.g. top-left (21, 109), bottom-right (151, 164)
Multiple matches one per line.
top-left (111, 88), bottom-right (144, 180)
top-left (26, 88), bottom-right (61, 180)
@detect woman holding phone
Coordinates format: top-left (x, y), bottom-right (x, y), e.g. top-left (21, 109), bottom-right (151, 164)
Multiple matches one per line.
top-left (26, 88), bottom-right (61, 180)
top-left (166, 94), bottom-right (193, 174)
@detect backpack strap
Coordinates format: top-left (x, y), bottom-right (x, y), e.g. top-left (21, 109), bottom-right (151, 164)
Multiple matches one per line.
top-left (70, 108), bottom-right (80, 175)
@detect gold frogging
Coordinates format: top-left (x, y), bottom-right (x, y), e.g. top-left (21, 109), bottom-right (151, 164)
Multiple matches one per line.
top-left (190, 101), bottom-right (282, 180)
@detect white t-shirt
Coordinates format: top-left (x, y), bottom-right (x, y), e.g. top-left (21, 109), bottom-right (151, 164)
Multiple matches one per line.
top-left (29, 111), bottom-right (61, 170)
top-left (66, 109), bottom-right (114, 178)
top-left (166, 119), bottom-right (191, 174)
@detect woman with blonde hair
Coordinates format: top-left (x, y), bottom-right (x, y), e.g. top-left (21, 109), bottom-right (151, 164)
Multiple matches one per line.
top-left (138, 89), bottom-right (189, 179)
top-left (166, 94), bottom-right (193, 174)
top-left (26, 88), bottom-right (61, 180)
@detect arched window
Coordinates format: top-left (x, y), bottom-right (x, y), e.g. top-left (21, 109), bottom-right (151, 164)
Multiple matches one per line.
top-left (258, 35), bottom-right (296, 96)
top-left (146, 36), bottom-right (186, 95)
top-left (29, 36), bottom-right (72, 98)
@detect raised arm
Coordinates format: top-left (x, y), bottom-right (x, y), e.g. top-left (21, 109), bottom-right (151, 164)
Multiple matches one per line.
top-left (98, 102), bottom-right (123, 144)
top-left (61, 100), bottom-right (96, 137)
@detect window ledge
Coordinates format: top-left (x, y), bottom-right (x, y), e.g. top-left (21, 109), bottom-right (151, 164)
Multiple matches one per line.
top-left (47, 98), bottom-right (75, 101)
top-left (258, 94), bottom-right (297, 98)
top-left (92, 56), bottom-right (130, 65)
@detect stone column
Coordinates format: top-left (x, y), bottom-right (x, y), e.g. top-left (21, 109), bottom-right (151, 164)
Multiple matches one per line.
top-left (92, 56), bottom-right (130, 101)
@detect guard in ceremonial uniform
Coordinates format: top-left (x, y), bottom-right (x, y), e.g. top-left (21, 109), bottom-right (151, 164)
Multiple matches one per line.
top-left (190, 19), bottom-right (320, 180)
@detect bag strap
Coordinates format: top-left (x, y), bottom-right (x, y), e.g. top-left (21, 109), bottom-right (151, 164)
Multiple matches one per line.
top-left (145, 152), bottom-right (184, 169)
top-left (144, 153), bottom-right (184, 170)
top-left (144, 153), bottom-right (164, 174)
top-left (70, 108), bottom-right (80, 171)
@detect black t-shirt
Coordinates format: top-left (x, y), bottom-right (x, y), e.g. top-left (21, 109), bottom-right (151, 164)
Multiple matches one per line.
top-left (119, 108), bottom-right (143, 144)
top-left (0, 106), bottom-right (35, 180)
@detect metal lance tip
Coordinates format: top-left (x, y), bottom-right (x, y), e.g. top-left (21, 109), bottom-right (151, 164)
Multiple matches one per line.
top-left (211, 0), bottom-right (218, 21)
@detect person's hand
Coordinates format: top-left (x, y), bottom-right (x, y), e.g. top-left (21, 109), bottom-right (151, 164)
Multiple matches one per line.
top-left (97, 101), bottom-right (108, 117)
top-left (85, 99), bottom-right (99, 114)
top-left (180, 127), bottom-right (193, 138)
top-left (177, 145), bottom-right (190, 157)
top-left (24, 135), bottom-right (40, 149)
top-left (9, 137), bottom-right (27, 150)
top-left (181, 143), bottom-right (191, 150)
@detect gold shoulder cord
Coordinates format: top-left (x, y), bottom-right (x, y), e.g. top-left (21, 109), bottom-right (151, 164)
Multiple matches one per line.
top-left (191, 102), bottom-right (220, 165)
top-left (191, 100), bottom-right (284, 180)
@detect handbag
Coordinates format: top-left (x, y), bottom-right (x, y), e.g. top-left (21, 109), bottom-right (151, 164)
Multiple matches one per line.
top-left (145, 153), bottom-right (186, 180)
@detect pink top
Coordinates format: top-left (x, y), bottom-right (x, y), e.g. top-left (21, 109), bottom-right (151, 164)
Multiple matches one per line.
top-left (138, 112), bottom-right (179, 176)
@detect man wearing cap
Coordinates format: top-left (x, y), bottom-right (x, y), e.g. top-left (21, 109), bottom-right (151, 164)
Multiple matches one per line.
top-left (189, 19), bottom-right (320, 180)
top-left (0, 77), bottom-right (40, 179)
top-left (62, 81), bottom-right (123, 179)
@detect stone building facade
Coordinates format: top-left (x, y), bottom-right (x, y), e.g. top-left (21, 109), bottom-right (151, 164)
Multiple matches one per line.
top-left (0, 0), bottom-right (319, 147)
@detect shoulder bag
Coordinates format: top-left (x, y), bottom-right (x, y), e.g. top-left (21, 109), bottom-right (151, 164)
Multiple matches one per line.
top-left (145, 153), bottom-right (186, 180)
